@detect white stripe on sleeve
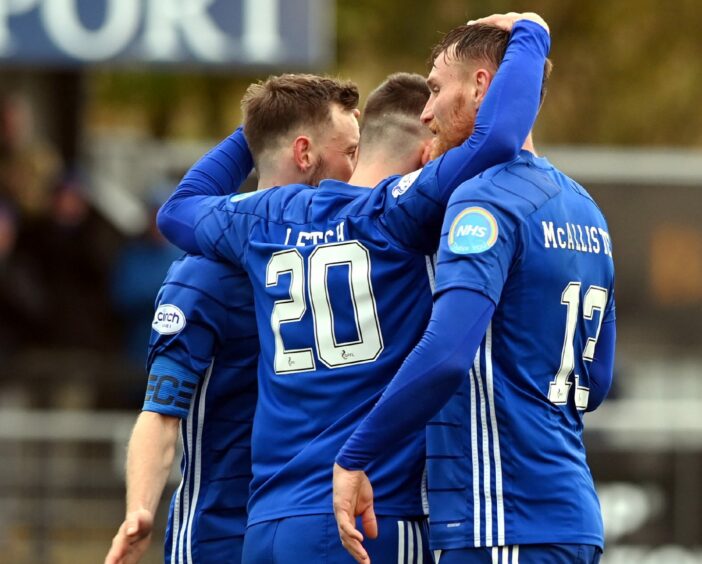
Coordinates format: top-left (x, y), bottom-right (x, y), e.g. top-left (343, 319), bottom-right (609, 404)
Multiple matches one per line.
top-left (425, 255), bottom-right (436, 293)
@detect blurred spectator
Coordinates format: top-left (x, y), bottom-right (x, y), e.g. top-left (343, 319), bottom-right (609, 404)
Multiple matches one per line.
top-left (111, 195), bottom-right (182, 374)
top-left (0, 199), bottom-right (46, 360)
top-left (16, 177), bottom-right (121, 350)
top-left (0, 93), bottom-right (62, 219)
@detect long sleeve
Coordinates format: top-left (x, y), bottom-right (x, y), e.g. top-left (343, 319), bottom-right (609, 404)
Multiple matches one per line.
top-left (432, 20), bottom-right (550, 202)
top-left (378, 20), bottom-right (550, 254)
top-left (586, 318), bottom-right (616, 412)
top-left (336, 288), bottom-right (494, 470)
top-left (157, 127), bottom-right (253, 253)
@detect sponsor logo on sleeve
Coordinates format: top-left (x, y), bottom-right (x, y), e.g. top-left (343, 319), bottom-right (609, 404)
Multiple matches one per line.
top-left (448, 206), bottom-right (499, 254)
top-left (391, 168), bottom-right (423, 198)
top-left (152, 304), bottom-right (186, 335)
top-left (230, 191), bottom-right (255, 203)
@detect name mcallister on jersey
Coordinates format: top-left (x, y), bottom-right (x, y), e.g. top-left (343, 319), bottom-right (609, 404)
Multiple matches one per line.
top-left (541, 220), bottom-right (612, 256)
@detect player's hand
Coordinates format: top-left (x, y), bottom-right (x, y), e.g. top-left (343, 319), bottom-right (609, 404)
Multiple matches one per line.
top-left (333, 463), bottom-right (377, 564)
top-left (468, 12), bottom-right (550, 35)
top-left (105, 508), bottom-right (154, 564)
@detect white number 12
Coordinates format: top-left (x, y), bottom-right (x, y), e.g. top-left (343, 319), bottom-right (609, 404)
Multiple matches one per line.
top-left (548, 282), bottom-right (608, 410)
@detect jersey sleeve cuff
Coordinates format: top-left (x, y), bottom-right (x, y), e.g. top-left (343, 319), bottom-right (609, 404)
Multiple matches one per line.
top-left (142, 356), bottom-right (201, 418)
top-left (511, 19), bottom-right (551, 54)
top-left (334, 453), bottom-right (368, 472)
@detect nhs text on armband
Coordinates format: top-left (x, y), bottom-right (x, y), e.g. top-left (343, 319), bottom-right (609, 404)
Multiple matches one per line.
top-left (284, 221), bottom-right (347, 247)
top-left (542, 221), bottom-right (612, 257)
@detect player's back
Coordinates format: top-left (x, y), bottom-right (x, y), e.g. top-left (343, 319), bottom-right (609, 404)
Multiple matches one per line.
top-left (428, 151), bottom-right (614, 549)
top-left (147, 255), bottom-right (258, 563)
top-left (196, 178), bottom-right (440, 525)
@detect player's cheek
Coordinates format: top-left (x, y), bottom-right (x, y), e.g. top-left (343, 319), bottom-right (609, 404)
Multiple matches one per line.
top-left (345, 156), bottom-right (356, 176)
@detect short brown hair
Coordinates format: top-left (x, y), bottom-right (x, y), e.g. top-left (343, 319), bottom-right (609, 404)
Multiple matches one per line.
top-left (430, 24), bottom-right (553, 104)
top-left (362, 73), bottom-right (430, 127)
top-left (360, 73), bottom-right (430, 151)
top-left (242, 73), bottom-right (359, 162)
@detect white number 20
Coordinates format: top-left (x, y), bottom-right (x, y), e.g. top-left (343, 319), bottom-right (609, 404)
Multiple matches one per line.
top-left (266, 241), bottom-right (384, 374)
top-left (548, 282), bottom-right (608, 410)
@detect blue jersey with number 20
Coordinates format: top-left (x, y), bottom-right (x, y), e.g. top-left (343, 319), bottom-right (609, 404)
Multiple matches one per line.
top-left (156, 20), bottom-right (550, 528)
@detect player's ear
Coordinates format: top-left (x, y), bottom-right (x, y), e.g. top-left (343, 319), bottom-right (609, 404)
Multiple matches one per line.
top-left (473, 68), bottom-right (494, 108)
top-left (420, 138), bottom-right (433, 165)
top-left (293, 136), bottom-right (313, 172)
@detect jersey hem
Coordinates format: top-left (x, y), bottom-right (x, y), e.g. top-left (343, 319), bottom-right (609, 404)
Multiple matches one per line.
top-left (429, 532), bottom-right (604, 551)
top-left (248, 504), bottom-right (426, 527)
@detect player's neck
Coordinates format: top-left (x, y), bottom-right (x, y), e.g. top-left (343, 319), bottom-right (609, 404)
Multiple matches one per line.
top-left (522, 133), bottom-right (537, 155)
top-left (350, 157), bottom-right (418, 189)
top-left (348, 164), bottom-right (385, 188)
top-left (257, 170), bottom-right (303, 191)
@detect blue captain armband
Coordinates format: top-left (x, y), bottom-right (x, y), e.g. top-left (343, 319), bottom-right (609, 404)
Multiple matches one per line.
top-left (142, 356), bottom-right (201, 418)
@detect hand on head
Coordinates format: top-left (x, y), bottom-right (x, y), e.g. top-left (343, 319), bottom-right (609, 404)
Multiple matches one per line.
top-left (468, 12), bottom-right (549, 34)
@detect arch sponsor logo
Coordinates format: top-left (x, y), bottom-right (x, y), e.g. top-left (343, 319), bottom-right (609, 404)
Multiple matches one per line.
top-left (152, 304), bottom-right (186, 335)
top-left (448, 206), bottom-right (499, 255)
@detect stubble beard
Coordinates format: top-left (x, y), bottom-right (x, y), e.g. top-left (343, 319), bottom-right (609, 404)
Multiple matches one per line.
top-left (429, 97), bottom-right (476, 161)
top-left (308, 155), bottom-right (328, 187)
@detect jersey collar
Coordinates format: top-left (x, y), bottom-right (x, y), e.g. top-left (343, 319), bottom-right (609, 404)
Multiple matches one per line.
top-left (519, 149), bottom-right (552, 170)
top-left (317, 179), bottom-right (369, 193)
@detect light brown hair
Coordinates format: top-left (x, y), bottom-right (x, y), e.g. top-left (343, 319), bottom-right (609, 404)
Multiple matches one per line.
top-left (242, 74), bottom-right (359, 162)
top-left (360, 72), bottom-right (430, 151)
top-left (429, 24), bottom-right (553, 104)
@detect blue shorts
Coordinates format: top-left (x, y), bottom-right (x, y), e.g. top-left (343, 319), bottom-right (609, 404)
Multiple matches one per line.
top-left (435, 544), bottom-right (601, 564)
top-left (166, 532), bottom-right (243, 564)
top-left (243, 514), bottom-right (432, 564)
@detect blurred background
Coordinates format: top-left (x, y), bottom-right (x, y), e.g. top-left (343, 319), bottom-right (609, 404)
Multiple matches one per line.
top-left (0, 0), bottom-right (700, 562)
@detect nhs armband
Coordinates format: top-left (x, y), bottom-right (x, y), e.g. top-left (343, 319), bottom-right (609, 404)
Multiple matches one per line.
top-left (447, 206), bottom-right (499, 255)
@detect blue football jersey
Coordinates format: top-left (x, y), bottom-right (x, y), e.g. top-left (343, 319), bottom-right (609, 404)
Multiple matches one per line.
top-left (144, 255), bottom-right (258, 563)
top-left (428, 151), bottom-right (615, 549)
top-left (154, 19), bottom-right (550, 529)
top-left (192, 174), bottom-right (449, 526)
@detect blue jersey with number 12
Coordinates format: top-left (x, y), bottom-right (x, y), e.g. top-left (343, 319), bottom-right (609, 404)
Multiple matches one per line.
top-left (428, 151), bottom-right (615, 550)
